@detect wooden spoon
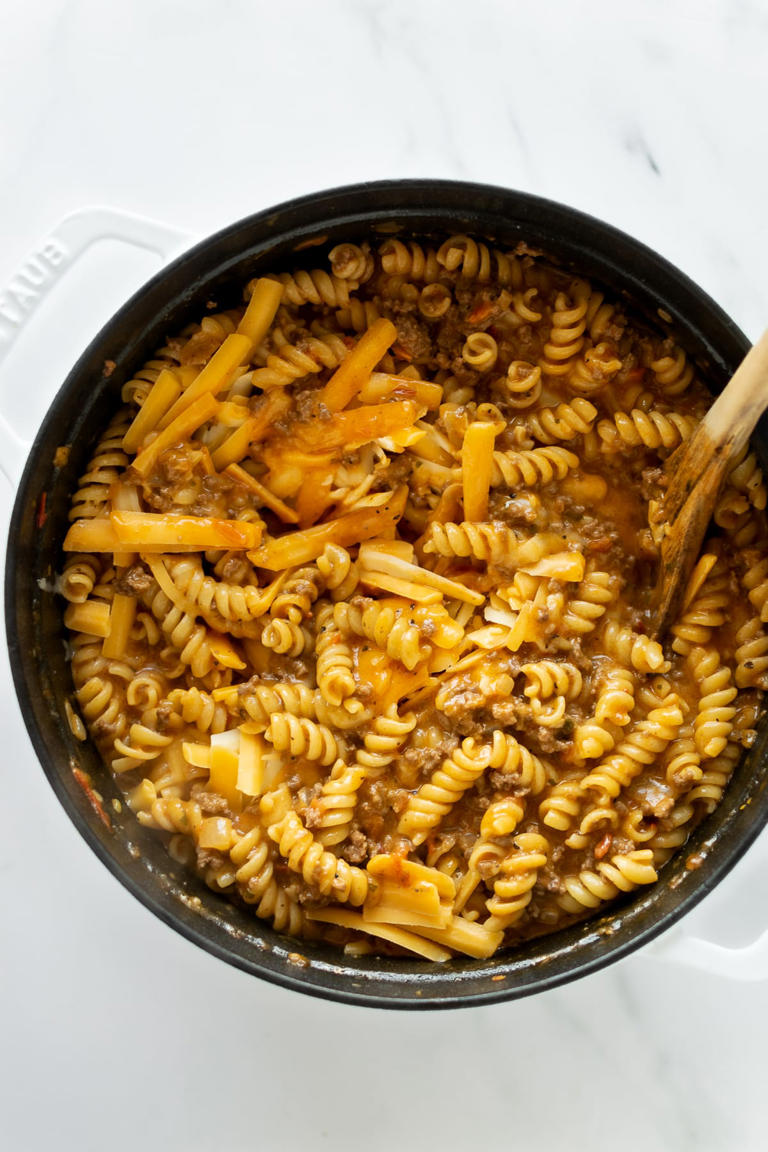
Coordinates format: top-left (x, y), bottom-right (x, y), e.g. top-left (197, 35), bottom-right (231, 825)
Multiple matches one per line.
top-left (650, 329), bottom-right (768, 639)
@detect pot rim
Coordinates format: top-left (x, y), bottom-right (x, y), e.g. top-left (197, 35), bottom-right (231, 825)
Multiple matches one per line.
top-left (7, 178), bottom-right (767, 1009)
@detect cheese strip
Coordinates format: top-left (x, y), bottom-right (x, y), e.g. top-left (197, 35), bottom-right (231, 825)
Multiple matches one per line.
top-left (64, 518), bottom-right (204, 553)
top-left (63, 599), bottom-right (111, 637)
top-left (159, 333), bottom-right (252, 428)
top-left (305, 907), bottom-right (451, 962)
top-left (363, 879), bottom-right (452, 929)
top-left (358, 570), bottom-right (443, 603)
top-left (224, 463), bottom-right (299, 523)
top-left (248, 487), bottom-right (407, 570)
top-left (412, 915), bottom-right (504, 959)
top-left (358, 547), bottom-right (484, 606)
top-left (111, 510), bottom-right (262, 550)
top-left (519, 551), bottom-right (585, 580)
top-left (317, 318), bottom-right (397, 411)
top-left (359, 373), bottom-right (444, 409)
top-left (289, 400), bottom-right (424, 454)
top-left (211, 390), bottom-right (290, 472)
top-left (463, 421), bottom-right (500, 522)
top-left (237, 278), bottom-right (284, 347)
top-left (132, 392), bottom-right (219, 476)
top-left (122, 369), bottom-right (183, 453)
top-left (101, 593), bottom-right (137, 658)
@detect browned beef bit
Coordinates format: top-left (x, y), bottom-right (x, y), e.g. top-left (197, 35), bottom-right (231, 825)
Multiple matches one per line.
top-left (115, 562), bottom-right (153, 596)
top-left (192, 789), bottom-right (229, 815)
top-left (339, 828), bottom-right (374, 865)
top-left (292, 387), bottom-right (330, 422)
top-left (153, 700), bottom-right (174, 733)
top-left (159, 445), bottom-right (197, 484)
top-left (402, 744), bottom-right (447, 776)
top-left (393, 314), bottom-right (433, 364)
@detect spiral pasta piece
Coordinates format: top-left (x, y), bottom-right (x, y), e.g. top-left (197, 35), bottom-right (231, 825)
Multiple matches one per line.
top-left (261, 617), bottom-right (313, 657)
top-left (436, 235), bottom-right (522, 286)
top-left (557, 850), bottom-right (658, 913)
top-left (539, 777), bottom-right (584, 831)
top-left (271, 566), bottom-right (325, 623)
top-left (141, 582), bottom-right (217, 678)
top-left (333, 599), bottom-right (430, 671)
top-left (688, 646), bottom-right (738, 758)
top-left (462, 332), bottom-right (498, 372)
top-left (316, 543), bottom-right (358, 601)
top-left (602, 620), bottom-right (670, 673)
top-left (163, 556), bottom-right (272, 636)
top-left (648, 803), bottom-right (697, 868)
top-left (238, 680), bottom-right (318, 729)
top-left (60, 553), bottom-right (102, 603)
top-left (167, 686), bottom-right (228, 734)
top-left (250, 327), bottom-right (348, 390)
top-left (329, 243), bottom-right (374, 282)
top-left (734, 615), bottom-right (768, 689)
top-left (561, 572), bottom-right (616, 636)
top-left (263, 269), bottom-right (356, 309)
top-left (568, 342), bottom-right (622, 395)
top-left (69, 410), bottom-right (132, 521)
top-left (266, 712), bottom-right (340, 765)
top-left (315, 602), bottom-right (356, 707)
top-left (670, 569), bottom-right (730, 657)
top-left (397, 738), bottom-right (493, 845)
top-left (539, 281), bottom-right (590, 376)
top-left (580, 695), bottom-right (684, 801)
top-left (687, 740), bottom-right (741, 811)
top-left (422, 521), bottom-right (522, 564)
top-left (417, 282), bottom-right (452, 319)
top-left (230, 823), bottom-right (308, 936)
top-left (261, 789), bottom-right (369, 905)
top-left (484, 833), bottom-right (550, 931)
top-left (491, 445), bottom-right (579, 490)
top-left (597, 408), bottom-right (696, 453)
top-left (510, 288), bottom-right (543, 325)
top-left (742, 552), bottom-right (768, 621)
top-left (111, 723), bottom-right (173, 775)
top-left (501, 360), bottom-right (542, 409)
top-left (488, 730), bottom-right (548, 794)
top-left (585, 292), bottom-right (622, 343)
top-left (520, 660), bottom-right (583, 702)
top-left (661, 728), bottom-right (702, 790)
top-left (135, 792), bottom-right (203, 837)
top-left (650, 346), bottom-right (694, 397)
top-left (594, 665), bottom-right (635, 727)
top-left (526, 397), bottom-right (597, 444)
top-left (379, 239), bottom-right (442, 282)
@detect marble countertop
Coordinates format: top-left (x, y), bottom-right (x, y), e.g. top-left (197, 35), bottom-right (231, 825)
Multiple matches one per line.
top-left (2, 2), bottom-right (768, 1149)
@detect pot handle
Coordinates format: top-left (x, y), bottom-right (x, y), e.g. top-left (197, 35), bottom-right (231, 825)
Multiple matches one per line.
top-left (643, 829), bottom-right (768, 980)
top-left (646, 923), bottom-right (768, 980)
top-left (0, 207), bottom-right (193, 487)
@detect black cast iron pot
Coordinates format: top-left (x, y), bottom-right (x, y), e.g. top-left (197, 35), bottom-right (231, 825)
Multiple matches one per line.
top-left (7, 180), bottom-right (768, 1009)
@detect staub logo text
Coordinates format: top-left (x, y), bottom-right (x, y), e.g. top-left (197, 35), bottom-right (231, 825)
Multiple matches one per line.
top-left (0, 239), bottom-right (68, 343)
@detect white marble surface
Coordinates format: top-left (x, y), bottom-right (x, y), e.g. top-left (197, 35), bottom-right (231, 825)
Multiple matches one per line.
top-left (2, 1), bottom-right (768, 1149)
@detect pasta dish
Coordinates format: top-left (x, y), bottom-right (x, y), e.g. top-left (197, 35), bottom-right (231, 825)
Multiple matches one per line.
top-left (59, 233), bottom-right (767, 962)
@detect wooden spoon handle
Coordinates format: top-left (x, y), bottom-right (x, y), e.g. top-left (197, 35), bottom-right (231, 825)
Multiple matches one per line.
top-left (664, 328), bottom-right (768, 524)
top-left (650, 328), bottom-right (768, 639)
